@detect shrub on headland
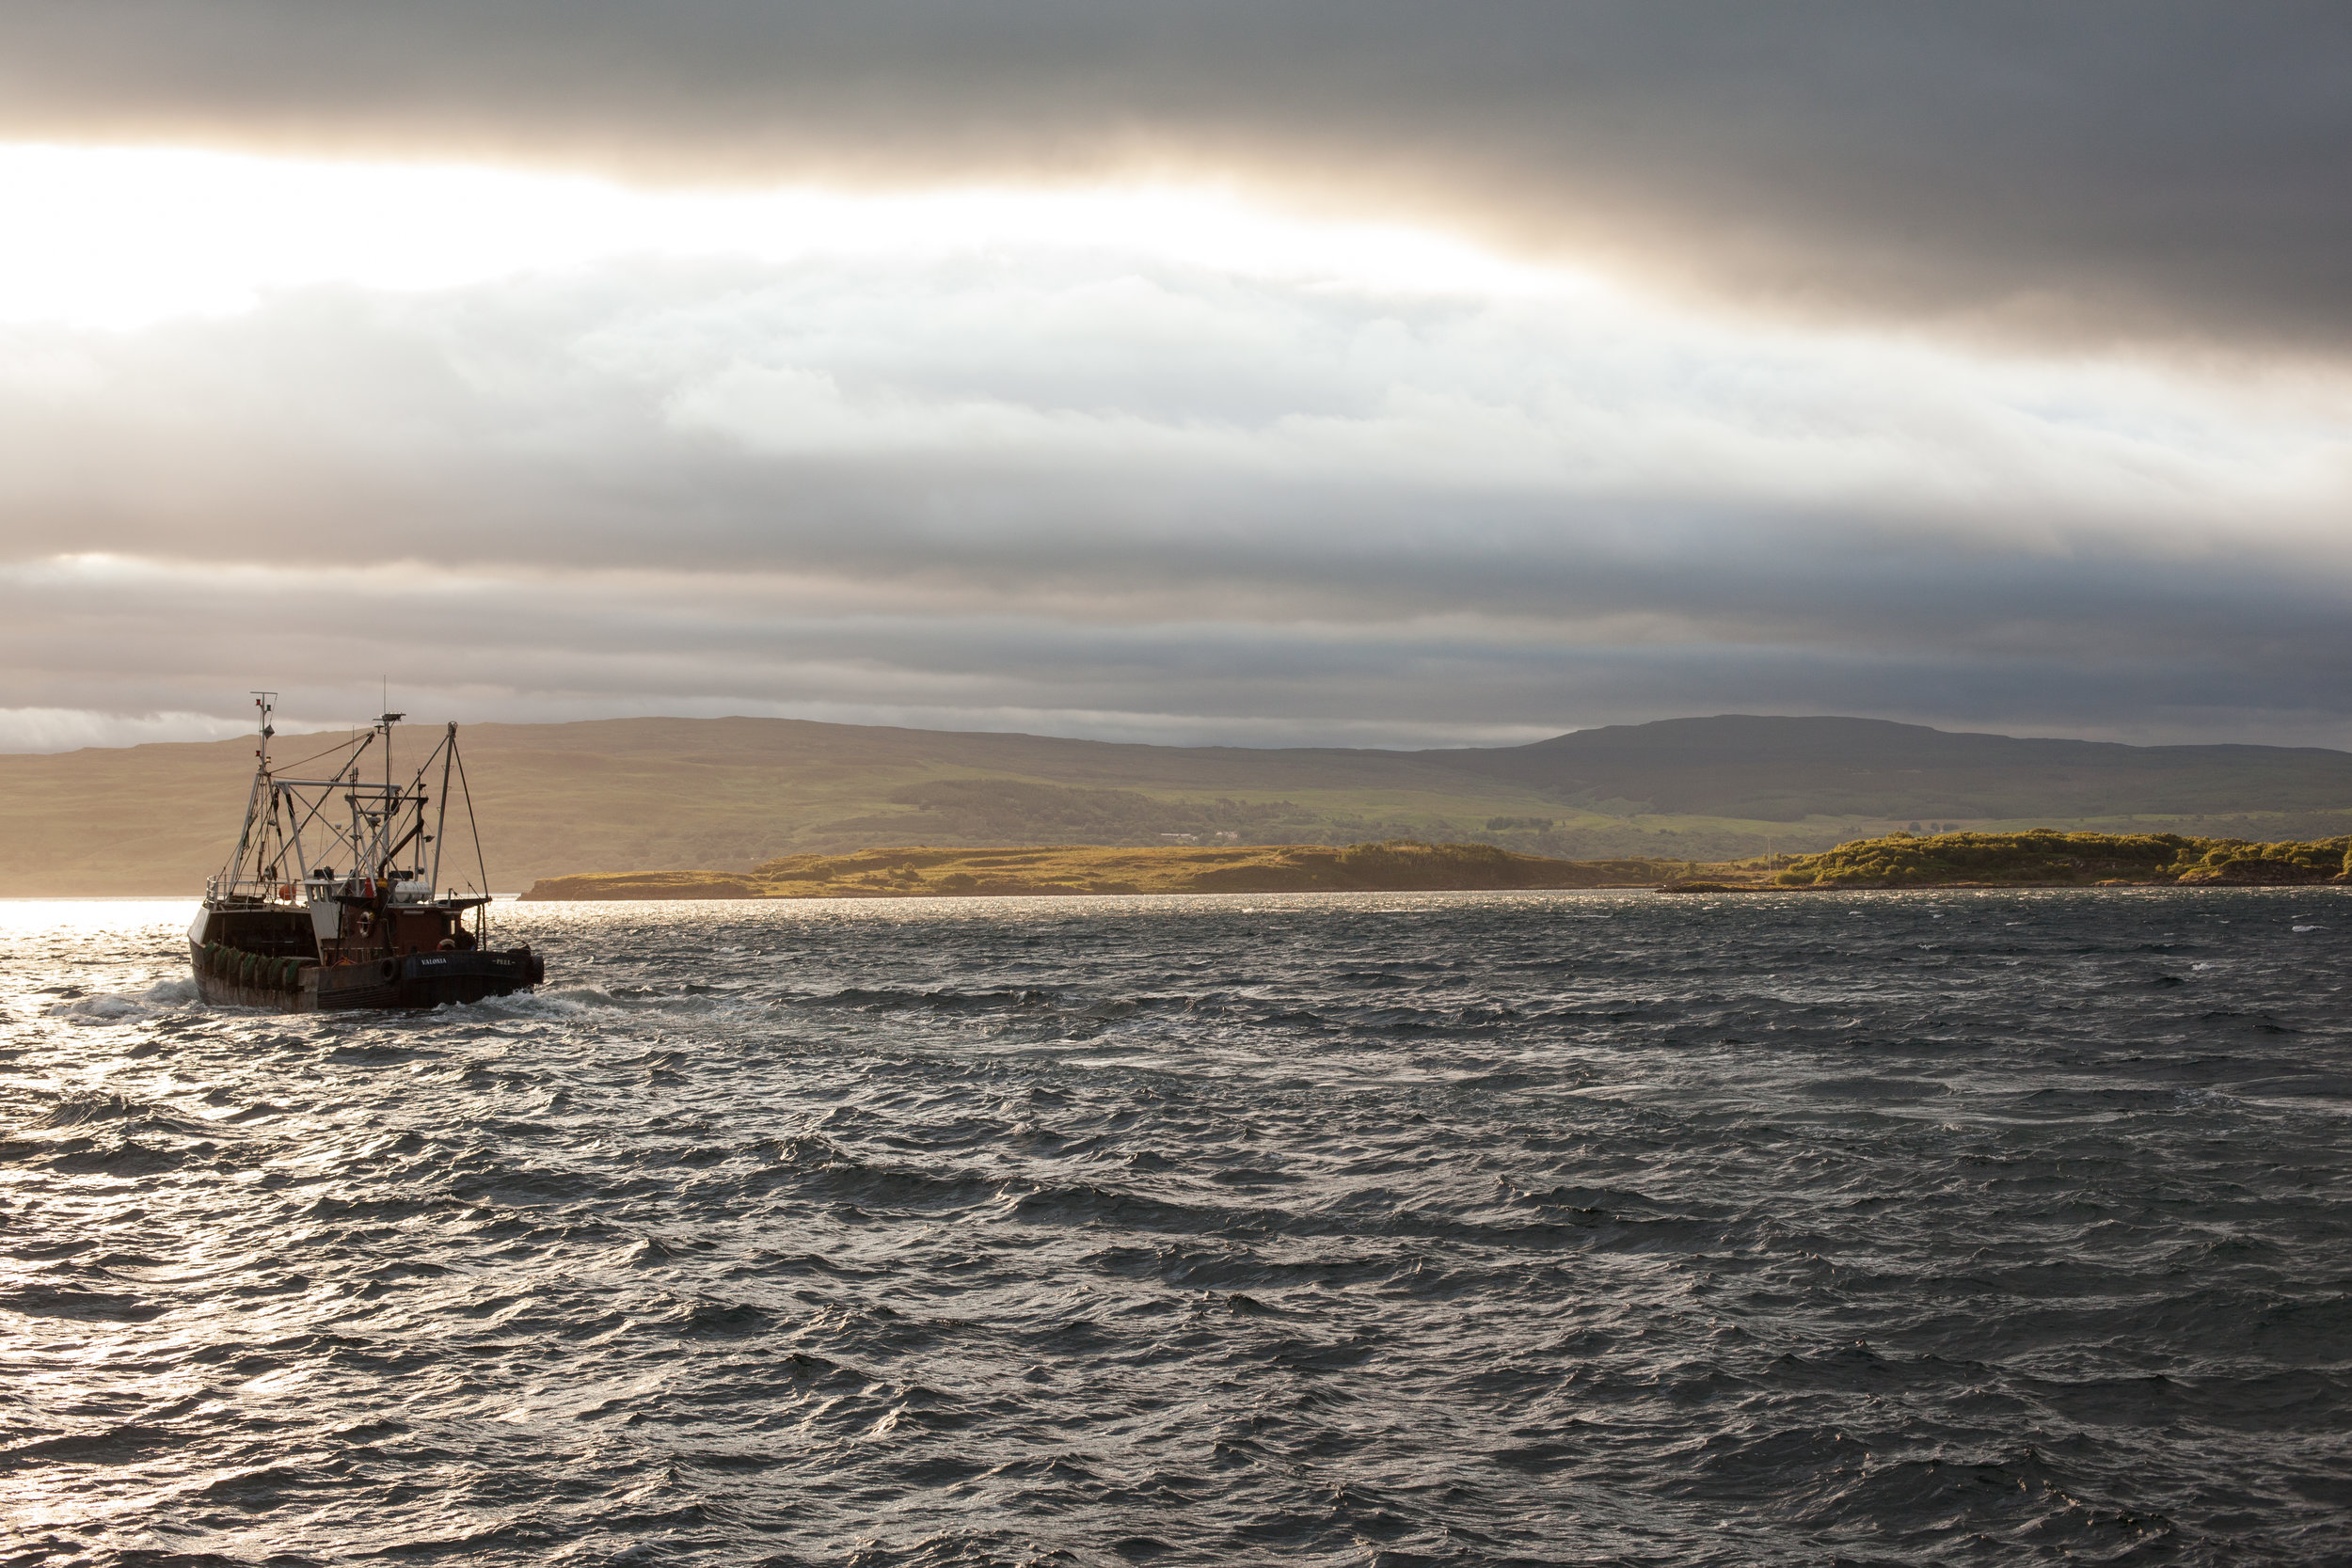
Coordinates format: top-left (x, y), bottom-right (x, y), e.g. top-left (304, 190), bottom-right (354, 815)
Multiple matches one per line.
top-left (1773, 830), bottom-right (2352, 887)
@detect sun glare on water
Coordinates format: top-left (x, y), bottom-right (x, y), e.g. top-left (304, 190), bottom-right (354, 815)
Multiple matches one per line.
top-left (0, 143), bottom-right (1577, 328)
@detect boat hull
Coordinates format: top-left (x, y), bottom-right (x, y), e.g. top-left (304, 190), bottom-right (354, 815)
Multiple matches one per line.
top-left (190, 945), bottom-right (543, 1012)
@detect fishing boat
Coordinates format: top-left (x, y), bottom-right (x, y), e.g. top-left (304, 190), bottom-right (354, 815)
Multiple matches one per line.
top-left (187, 694), bottom-right (545, 1010)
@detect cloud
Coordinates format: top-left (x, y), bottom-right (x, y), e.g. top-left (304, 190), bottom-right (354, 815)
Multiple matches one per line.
top-left (0, 705), bottom-right (254, 753)
top-left (5, 12), bottom-right (2346, 756)
top-left (4, 550), bottom-right (2347, 753)
top-left (0, 2), bottom-right (2347, 351)
top-left (1, 211), bottom-right (2349, 751)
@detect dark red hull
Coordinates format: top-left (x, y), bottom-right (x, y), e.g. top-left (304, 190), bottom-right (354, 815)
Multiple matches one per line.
top-left (190, 944), bottom-right (543, 1012)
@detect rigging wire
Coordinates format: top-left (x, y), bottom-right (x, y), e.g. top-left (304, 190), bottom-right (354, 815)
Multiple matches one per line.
top-left (453, 743), bottom-right (493, 943)
top-left (279, 731), bottom-right (370, 773)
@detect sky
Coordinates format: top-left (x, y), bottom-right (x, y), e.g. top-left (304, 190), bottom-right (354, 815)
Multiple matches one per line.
top-left (2, 2), bottom-right (2349, 754)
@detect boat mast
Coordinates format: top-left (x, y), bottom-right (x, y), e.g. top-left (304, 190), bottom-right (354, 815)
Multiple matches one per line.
top-left (216, 691), bottom-right (277, 898)
top-left (373, 706), bottom-right (404, 881)
top-left (430, 722), bottom-right (456, 895)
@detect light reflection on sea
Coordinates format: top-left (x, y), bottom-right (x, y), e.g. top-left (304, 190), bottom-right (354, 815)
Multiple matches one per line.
top-left (2, 889), bottom-right (2348, 1564)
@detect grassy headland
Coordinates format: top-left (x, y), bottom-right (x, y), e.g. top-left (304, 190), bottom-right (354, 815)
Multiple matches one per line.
top-left (523, 840), bottom-right (1681, 900)
top-left (528, 828), bottom-right (2352, 901)
top-left (1740, 830), bottom-right (2352, 889)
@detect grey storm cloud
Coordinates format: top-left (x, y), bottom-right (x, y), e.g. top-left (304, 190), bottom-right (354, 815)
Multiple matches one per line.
top-left (2, 1), bottom-right (2350, 351)
top-left (3, 243), bottom-right (2350, 752)
top-left (4, 257), bottom-right (2344, 622)
top-left (6, 547), bottom-right (2346, 753)
top-left (3, 6), bottom-right (2349, 752)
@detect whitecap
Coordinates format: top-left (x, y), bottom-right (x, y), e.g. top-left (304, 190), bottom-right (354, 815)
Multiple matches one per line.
top-left (43, 992), bottom-right (148, 1022)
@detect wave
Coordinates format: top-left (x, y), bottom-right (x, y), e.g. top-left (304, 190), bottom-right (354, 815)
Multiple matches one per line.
top-left (2, 888), bottom-right (2344, 1564)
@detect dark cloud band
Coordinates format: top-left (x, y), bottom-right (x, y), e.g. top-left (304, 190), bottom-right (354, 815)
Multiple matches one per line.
top-left (2, 2), bottom-right (2347, 348)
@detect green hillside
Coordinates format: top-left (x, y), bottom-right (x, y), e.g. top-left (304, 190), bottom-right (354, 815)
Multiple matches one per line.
top-left (4, 713), bottom-right (2349, 895)
top-left (523, 840), bottom-right (1677, 901)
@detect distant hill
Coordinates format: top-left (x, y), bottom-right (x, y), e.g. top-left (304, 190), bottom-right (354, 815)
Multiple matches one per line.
top-left (4, 712), bottom-right (2348, 895)
top-left (1446, 715), bottom-right (2352, 819)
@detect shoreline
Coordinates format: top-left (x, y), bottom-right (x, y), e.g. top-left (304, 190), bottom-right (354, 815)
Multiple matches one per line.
top-left (514, 879), bottom-right (2350, 902)
top-left (521, 830), bottom-right (2352, 903)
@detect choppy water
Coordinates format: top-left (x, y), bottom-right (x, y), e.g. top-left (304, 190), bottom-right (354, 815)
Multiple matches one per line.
top-left (3, 890), bottom-right (2349, 1566)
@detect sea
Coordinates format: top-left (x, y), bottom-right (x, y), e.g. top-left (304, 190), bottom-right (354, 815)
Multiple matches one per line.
top-left (2, 889), bottom-right (2347, 1566)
